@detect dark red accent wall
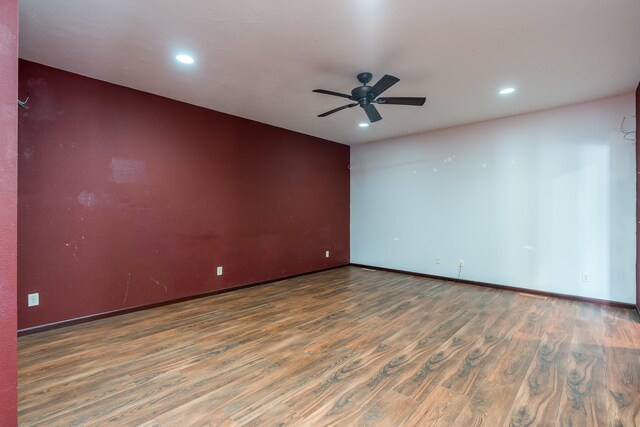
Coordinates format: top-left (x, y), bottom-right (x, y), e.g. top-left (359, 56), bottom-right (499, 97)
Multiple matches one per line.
top-left (0, 0), bottom-right (18, 424)
top-left (18, 60), bottom-right (350, 330)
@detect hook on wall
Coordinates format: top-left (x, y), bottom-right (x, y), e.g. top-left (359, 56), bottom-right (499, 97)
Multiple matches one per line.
top-left (18, 96), bottom-right (30, 110)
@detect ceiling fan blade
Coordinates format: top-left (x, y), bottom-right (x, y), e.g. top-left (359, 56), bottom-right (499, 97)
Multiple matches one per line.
top-left (318, 103), bottom-right (358, 117)
top-left (313, 89), bottom-right (353, 100)
top-left (376, 97), bottom-right (426, 106)
top-left (363, 104), bottom-right (382, 123)
top-left (370, 74), bottom-right (400, 98)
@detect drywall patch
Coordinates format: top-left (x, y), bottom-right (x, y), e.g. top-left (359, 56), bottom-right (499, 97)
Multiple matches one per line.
top-left (77, 191), bottom-right (97, 208)
top-left (110, 158), bottom-right (147, 184)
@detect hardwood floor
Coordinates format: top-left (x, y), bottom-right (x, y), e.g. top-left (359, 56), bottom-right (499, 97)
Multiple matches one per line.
top-left (18, 266), bottom-right (640, 426)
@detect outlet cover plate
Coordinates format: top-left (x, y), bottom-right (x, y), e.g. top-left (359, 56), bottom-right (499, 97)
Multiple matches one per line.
top-left (28, 293), bottom-right (39, 307)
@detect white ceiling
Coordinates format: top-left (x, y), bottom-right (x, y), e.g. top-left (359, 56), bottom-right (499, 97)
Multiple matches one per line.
top-left (19, 0), bottom-right (640, 145)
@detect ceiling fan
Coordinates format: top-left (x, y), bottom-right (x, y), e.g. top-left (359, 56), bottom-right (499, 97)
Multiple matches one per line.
top-left (313, 72), bottom-right (426, 123)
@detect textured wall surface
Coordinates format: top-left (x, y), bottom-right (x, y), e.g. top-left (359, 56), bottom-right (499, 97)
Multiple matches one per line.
top-left (0, 0), bottom-right (18, 424)
top-left (352, 94), bottom-right (636, 303)
top-left (18, 60), bottom-right (350, 330)
top-left (635, 83), bottom-right (640, 313)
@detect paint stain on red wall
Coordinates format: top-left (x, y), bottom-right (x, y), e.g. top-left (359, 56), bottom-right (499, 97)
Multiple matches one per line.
top-left (18, 60), bottom-right (350, 330)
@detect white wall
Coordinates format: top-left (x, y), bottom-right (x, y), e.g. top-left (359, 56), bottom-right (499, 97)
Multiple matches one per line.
top-left (351, 93), bottom-right (636, 303)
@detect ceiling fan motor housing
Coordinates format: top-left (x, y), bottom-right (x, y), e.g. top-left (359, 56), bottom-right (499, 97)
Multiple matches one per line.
top-left (351, 86), bottom-right (373, 104)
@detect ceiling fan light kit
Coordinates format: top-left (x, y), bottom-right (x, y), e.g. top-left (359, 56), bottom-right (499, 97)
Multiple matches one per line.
top-left (313, 72), bottom-right (426, 123)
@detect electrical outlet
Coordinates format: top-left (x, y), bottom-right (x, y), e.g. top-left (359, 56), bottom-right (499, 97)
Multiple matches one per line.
top-left (28, 293), bottom-right (39, 307)
top-left (436, 256), bottom-right (441, 265)
top-left (325, 250), bottom-right (330, 258)
top-left (216, 266), bottom-right (223, 276)
top-left (458, 259), bottom-right (464, 267)
top-left (582, 272), bottom-right (589, 282)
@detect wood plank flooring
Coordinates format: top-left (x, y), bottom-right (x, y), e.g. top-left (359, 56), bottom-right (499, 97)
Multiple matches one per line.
top-left (18, 266), bottom-right (640, 426)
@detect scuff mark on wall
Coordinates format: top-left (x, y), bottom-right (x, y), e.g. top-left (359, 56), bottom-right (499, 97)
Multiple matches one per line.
top-left (122, 272), bottom-right (131, 305)
top-left (111, 158), bottom-right (147, 184)
top-left (22, 145), bottom-right (34, 161)
top-left (65, 241), bottom-right (79, 262)
top-left (77, 191), bottom-right (97, 208)
top-left (150, 277), bottom-right (167, 294)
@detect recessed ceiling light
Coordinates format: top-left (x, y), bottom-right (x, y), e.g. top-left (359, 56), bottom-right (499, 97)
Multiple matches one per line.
top-left (499, 87), bottom-right (516, 95)
top-left (176, 54), bottom-right (194, 64)
top-left (359, 123), bottom-right (369, 128)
